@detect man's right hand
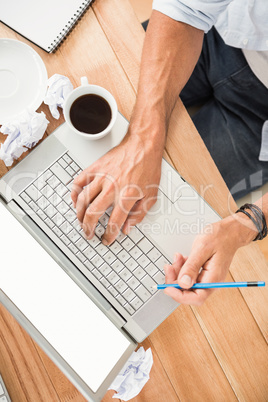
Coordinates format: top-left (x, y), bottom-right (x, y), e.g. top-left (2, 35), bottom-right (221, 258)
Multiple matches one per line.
top-left (71, 128), bottom-right (164, 245)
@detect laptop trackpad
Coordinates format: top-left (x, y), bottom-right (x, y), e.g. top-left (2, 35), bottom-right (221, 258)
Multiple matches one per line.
top-left (0, 202), bottom-right (131, 393)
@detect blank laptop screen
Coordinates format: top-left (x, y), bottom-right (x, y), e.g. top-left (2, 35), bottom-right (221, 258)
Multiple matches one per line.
top-left (0, 202), bottom-right (131, 392)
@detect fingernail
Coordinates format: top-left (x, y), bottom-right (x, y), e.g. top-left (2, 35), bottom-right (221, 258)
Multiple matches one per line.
top-left (102, 238), bottom-right (109, 246)
top-left (180, 275), bottom-right (192, 287)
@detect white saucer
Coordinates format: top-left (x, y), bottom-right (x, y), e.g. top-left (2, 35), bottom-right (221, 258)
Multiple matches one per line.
top-left (0, 39), bottom-right (48, 124)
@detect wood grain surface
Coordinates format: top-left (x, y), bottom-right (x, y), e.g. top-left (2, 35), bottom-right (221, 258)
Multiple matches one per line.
top-left (0, 0), bottom-right (267, 401)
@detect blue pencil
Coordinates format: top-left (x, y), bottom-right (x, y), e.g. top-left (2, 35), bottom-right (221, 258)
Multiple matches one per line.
top-left (155, 281), bottom-right (265, 290)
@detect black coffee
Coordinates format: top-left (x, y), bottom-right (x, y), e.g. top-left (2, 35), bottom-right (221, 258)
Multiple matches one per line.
top-left (70, 94), bottom-right (112, 134)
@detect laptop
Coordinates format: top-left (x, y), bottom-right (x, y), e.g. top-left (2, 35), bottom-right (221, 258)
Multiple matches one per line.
top-left (0, 113), bottom-right (220, 401)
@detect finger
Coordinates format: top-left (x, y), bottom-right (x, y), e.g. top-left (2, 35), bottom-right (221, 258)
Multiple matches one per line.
top-left (172, 253), bottom-right (187, 277)
top-left (71, 170), bottom-right (95, 206)
top-left (164, 265), bottom-right (177, 283)
top-left (122, 198), bottom-right (155, 234)
top-left (102, 200), bottom-right (137, 245)
top-left (75, 180), bottom-right (102, 223)
top-left (177, 244), bottom-right (211, 289)
top-left (164, 287), bottom-right (209, 306)
top-left (82, 191), bottom-right (113, 238)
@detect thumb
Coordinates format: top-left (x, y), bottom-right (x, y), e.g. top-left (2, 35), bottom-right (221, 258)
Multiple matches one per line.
top-left (177, 251), bottom-right (206, 289)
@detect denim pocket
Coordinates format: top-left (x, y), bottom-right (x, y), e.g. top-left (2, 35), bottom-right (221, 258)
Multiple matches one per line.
top-left (228, 65), bottom-right (264, 90)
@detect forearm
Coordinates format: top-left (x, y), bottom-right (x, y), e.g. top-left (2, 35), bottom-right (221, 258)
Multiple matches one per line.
top-left (126, 10), bottom-right (204, 151)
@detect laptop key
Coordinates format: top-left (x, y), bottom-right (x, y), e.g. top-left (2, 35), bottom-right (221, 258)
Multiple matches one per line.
top-left (91, 255), bottom-right (105, 268)
top-left (60, 221), bottom-right (73, 235)
top-left (136, 285), bottom-right (151, 302)
top-left (52, 226), bottom-right (62, 237)
top-left (116, 294), bottom-right (127, 306)
top-left (50, 162), bottom-right (72, 185)
top-left (57, 201), bottom-right (69, 215)
top-left (95, 243), bottom-right (109, 256)
top-left (109, 241), bottom-right (123, 255)
top-left (67, 229), bottom-right (80, 242)
top-left (119, 268), bottom-right (132, 282)
top-left (49, 193), bottom-right (62, 207)
top-left (147, 247), bottom-right (162, 263)
top-left (63, 154), bottom-right (72, 164)
top-left (95, 224), bottom-right (105, 239)
top-left (155, 256), bottom-right (171, 271)
top-left (69, 243), bottom-right (79, 254)
top-left (108, 286), bottom-right (119, 298)
top-left (29, 201), bottom-right (39, 213)
top-left (133, 266), bottom-right (146, 280)
top-left (107, 272), bottom-right (120, 286)
top-left (84, 260), bottom-right (94, 271)
top-left (145, 263), bottom-right (158, 277)
top-left (55, 183), bottom-right (68, 198)
top-left (121, 238), bottom-right (135, 251)
top-left (92, 269), bottom-right (102, 280)
top-left (129, 246), bottom-right (142, 260)
top-left (83, 246), bottom-right (96, 259)
top-left (125, 257), bottom-right (138, 272)
top-left (65, 209), bottom-right (76, 223)
top-left (52, 212), bottom-right (65, 226)
top-left (130, 296), bottom-right (143, 311)
top-left (122, 288), bottom-right (135, 303)
top-left (61, 235), bottom-right (70, 246)
top-left (137, 237), bottom-right (153, 254)
top-left (42, 184), bottom-right (54, 199)
top-left (127, 277), bottom-right (139, 291)
top-left (99, 263), bottom-right (112, 277)
top-left (124, 304), bottom-right (135, 315)
top-left (128, 226), bottom-right (143, 243)
top-left (111, 259), bottom-right (124, 273)
top-left (114, 279), bottom-right (127, 293)
top-left (45, 204), bottom-right (57, 218)
top-left (116, 231), bottom-right (126, 243)
top-left (20, 192), bottom-right (31, 204)
top-left (137, 254), bottom-right (150, 268)
top-left (117, 250), bottom-right (131, 263)
top-left (77, 252), bottom-right (86, 263)
top-left (87, 235), bottom-right (100, 247)
top-left (58, 158), bottom-right (68, 169)
top-left (103, 250), bottom-right (116, 265)
top-left (142, 275), bottom-right (157, 294)
top-left (45, 218), bottom-right (54, 229)
top-left (76, 238), bottom-right (88, 252)
top-left (47, 175), bottom-right (60, 189)
top-left (154, 271), bottom-right (165, 284)
top-left (99, 213), bottom-right (109, 227)
top-left (25, 185), bottom-right (42, 202)
top-left (100, 277), bottom-right (110, 288)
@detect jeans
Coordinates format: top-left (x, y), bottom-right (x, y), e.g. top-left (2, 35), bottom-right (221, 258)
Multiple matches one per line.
top-left (143, 22), bottom-right (268, 199)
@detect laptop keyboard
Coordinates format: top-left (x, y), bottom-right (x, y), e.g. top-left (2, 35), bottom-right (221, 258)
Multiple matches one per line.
top-left (19, 152), bottom-right (170, 316)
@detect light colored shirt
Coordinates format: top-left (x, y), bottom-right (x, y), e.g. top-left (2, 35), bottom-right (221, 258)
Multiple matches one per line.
top-left (153, 0), bottom-right (268, 51)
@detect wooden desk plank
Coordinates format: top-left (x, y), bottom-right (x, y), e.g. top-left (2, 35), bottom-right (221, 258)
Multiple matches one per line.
top-left (0, 305), bottom-right (60, 401)
top-left (148, 305), bottom-right (237, 401)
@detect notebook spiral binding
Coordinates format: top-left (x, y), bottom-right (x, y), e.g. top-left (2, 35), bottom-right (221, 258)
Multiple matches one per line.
top-left (48, 0), bottom-right (95, 53)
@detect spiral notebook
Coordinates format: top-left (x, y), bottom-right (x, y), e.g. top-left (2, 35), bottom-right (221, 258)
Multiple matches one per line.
top-left (1, 0), bottom-right (93, 52)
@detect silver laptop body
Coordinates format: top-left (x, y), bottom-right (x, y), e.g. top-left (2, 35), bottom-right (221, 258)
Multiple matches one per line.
top-left (0, 113), bottom-right (220, 400)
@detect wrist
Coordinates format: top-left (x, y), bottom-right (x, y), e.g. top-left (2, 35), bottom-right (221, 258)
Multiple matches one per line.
top-left (228, 213), bottom-right (257, 247)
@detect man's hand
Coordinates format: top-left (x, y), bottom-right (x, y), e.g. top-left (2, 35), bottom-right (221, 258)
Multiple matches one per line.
top-left (164, 215), bottom-right (256, 305)
top-left (71, 133), bottom-right (163, 245)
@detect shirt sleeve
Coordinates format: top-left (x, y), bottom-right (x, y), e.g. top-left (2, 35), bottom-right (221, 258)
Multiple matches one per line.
top-left (152, 0), bottom-right (234, 33)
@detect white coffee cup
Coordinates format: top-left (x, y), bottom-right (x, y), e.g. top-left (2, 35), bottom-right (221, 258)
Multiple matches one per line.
top-left (63, 76), bottom-right (118, 140)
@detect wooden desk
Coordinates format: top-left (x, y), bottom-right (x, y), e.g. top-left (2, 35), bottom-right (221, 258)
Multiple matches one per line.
top-left (1, 1), bottom-right (268, 400)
